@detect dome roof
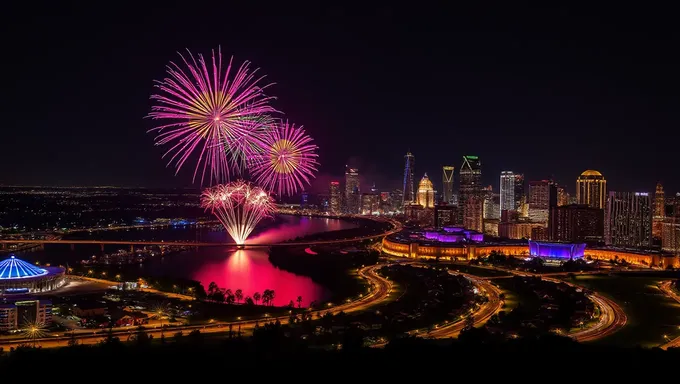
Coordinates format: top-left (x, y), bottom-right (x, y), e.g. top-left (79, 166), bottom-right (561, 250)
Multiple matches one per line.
top-left (0, 255), bottom-right (48, 279)
top-left (580, 170), bottom-right (602, 177)
top-left (418, 173), bottom-right (434, 190)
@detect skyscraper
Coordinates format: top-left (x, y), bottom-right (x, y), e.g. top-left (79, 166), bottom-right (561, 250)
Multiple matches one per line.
top-left (653, 182), bottom-right (666, 238)
top-left (605, 191), bottom-right (653, 248)
top-left (460, 155), bottom-right (482, 231)
top-left (402, 151), bottom-right (415, 206)
top-left (514, 173), bottom-right (525, 211)
top-left (577, 170), bottom-right (606, 209)
top-left (416, 173), bottom-right (435, 209)
top-left (500, 171), bottom-right (515, 212)
top-left (442, 166), bottom-right (454, 205)
top-left (549, 204), bottom-right (604, 243)
top-left (329, 181), bottom-right (341, 214)
top-left (528, 180), bottom-right (557, 224)
top-left (345, 167), bottom-right (360, 214)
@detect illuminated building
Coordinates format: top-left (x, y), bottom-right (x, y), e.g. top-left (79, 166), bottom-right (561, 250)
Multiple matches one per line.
top-left (442, 166), bottom-right (454, 205)
top-left (344, 167), bottom-right (360, 214)
top-left (514, 173), bottom-right (525, 211)
top-left (434, 203), bottom-right (457, 229)
top-left (0, 299), bottom-right (53, 331)
top-left (557, 186), bottom-right (570, 207)
top-left (500, 171), bottom-right (515, 213)
top-left (402, 151), bottom-right (415, 205)
top-left (417, 173), bottom-right (435, 209)
top-left (484, 219), bottom-right (499, 237)
top-left (391, 189), bottom-right (404, 212)
top-left (483, 189), bottom-right (500, 220)
top-left (329, 181), bottom-right (341, 214)
top-left (0, 255), bottom-right (66, 294)
top-left (549, 204), bottom-right (604, 243)
top-left (404, 203), bottom-right (433, 225)
top-left (499, 222), bottom-right (545, 240)
top-left (528, 180), bottom-right (556, 224)
top-left (577, 170), bottom-right (606, 209)
top-left (653, 182), bottom-right (665, 239)
top-left (360, 193), bottom-right (379, 215)
top-left (300, 191), bottom-right (309, 207)
top-left (662, 222), bottom-right (680, 254)
top-left (529, 241), bottom-right (585, 261)
top-left (460, 155), bottom-right (482, 231)
top-left (605, 191), bottom-right (653, 248)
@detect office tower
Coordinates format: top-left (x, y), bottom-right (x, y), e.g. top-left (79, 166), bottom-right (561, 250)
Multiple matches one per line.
top-left (391, 189), bottom-right (404, 212)
top-left (577, 170), bottom-right (606, 209)
top-left (500, 171), bottom-right (515, 212)
top-left (528, 180), bottom-right (557, 224)
top-left (605, 191), bottom-right (653, 248)
top-left (661, 222), bottom-right (680, 254)
top-left (416, 173), bottom-right (435, 209)
top-left (549, 204), bottom-right (604, 243)
top-left (654, 182), bottom-right (666, 218)
top-left (442, 166), bottom-right (454, 205)
top-left (300, 191), bottom-right (309, 207)
top-left (482, 185), bottom-right (500, 220)
top-left (557, 186), bottom-right (570, 207)
top-left (434, 203), bottom-right (457, 229)
top-left (402, 151), bottom-right (415, 205)
top-left (329, 181), bottom-right (341, 214)
top-left (460, 155), bottom-right (482, 230)
top-left (360, 193), bottom-right (379, 215)
top-left (514, 173), bottom-right (525, 211)
top-left (345, 167), bottom-right (360, 214)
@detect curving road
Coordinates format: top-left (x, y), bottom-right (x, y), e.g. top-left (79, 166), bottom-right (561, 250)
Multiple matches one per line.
top-left (0, 264), bottom-right (393, 349)
top-left (659, 281), bottom-right (680, 350)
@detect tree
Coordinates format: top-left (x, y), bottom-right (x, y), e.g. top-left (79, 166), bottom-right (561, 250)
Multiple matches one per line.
top-left (173, 331), bottom-right (183, 343)
top-left (225, 291), bottom-right (236, 305)
top-left (288, 300), bottom-right (295, 309)
top-left (463, 315), bottom-right (475, 331)
top-left (235, 289), bottom-right (243, 303)
top-left (296, 296), bottom-right (303, 308)
top-left (135, 326), bottom-right (151, 346)
top-left (244, 296), bottom-right (254, 306)
top-left (208, 281), bottom-right (218, 296)
top-left (253, 292), bottom-right (261, 305)
top-left (262, 290), bottom-right (272, 306)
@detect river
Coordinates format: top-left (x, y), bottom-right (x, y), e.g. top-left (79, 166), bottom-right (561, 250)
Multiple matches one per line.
top-left (10, 215), bottom-right (357, 307)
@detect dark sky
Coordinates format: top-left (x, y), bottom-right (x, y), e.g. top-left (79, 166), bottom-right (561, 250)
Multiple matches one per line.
top-left (3, 3), bottom-right (679, 195)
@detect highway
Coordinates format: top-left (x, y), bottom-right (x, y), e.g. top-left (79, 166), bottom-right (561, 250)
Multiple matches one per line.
top-left (0, 264), bottom-right (393, 349)
top-left (658, 281), bottom-right (680, 350)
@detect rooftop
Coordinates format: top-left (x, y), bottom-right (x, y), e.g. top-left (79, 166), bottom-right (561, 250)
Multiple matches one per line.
top-left (0, 255), bottom-right (48, 279)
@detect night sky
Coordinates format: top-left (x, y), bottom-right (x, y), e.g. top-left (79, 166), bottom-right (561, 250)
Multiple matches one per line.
top-left (3, 3), bottom-right (679, 195)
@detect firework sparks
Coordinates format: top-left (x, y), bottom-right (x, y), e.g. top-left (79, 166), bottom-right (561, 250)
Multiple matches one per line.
top-left (201, 181), bottom-right (276, 245)
top-left (22, 319), bottom-right (47, 346)
top-left (251, 121), bottom-right (319, 196)
top-left (148, 47), bottom-right (277, 185)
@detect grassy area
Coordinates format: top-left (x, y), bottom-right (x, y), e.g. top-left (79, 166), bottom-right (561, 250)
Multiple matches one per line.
top-left (492, 279), bottom-right (523, 312)
top-left (560, 275), bottom-right (680, 347)
top-left (445, 264), bottom-right (513, 278)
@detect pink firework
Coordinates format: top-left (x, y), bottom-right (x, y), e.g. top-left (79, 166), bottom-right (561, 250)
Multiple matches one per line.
top-left (251, 120), bottom-right (319, 197)
top-left (201, 181), bottom-right (276, 245)
top-left (148, 47), bottom-right (277, 185)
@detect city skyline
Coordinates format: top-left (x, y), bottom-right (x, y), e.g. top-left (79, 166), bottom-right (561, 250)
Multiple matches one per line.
top-left (2, 4), bottom-right (678, 193)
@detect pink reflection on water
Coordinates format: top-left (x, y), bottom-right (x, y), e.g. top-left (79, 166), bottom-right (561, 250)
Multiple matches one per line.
top-left (192, 249), bottom-right (327, 307)
top-left (248, 216), bottom-right (356, 244)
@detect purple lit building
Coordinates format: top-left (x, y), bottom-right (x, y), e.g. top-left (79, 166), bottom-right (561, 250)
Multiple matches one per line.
top-left (528, 241), bottom-right (585, 260)
top-left (423, 226), bottom-right (484, 243)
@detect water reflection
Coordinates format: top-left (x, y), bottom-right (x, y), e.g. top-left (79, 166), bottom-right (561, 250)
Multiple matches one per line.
top-left (191, 248), bottom-right (326, 307)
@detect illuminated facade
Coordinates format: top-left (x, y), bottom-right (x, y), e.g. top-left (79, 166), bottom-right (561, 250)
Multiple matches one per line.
top-left (514, 173), bottom-right (525, 211)
top-left (360, 193), bottom-right (379, 215)
top-left (483, 190), bottom-right (500, 220)
top-left (434, 203), bottom-right (457, 228)
top-left (529, 240), bottom-right (585, 260)
top-left (557, 186), bottom-right (570, 207)
top-left (402, 152), bottom-right (415, 205)
top-left (329, 181), bottom-right (341, 214)
top-left (577, 170), bottom-right (606, 209)
top-left (528, 180), bottom-right (557, 225)
top-left (0, 299), bottom-right (53, 331)
top-left (442, 166), bottom-right (454, 205)
top-left (662, 222), bottom-right (680, 255)
top-left (605, 191), bottom-right (653, 248)
top-left (345, 167), bottom-right (360, 214)
top-left (653, 182), bottom-right (666, 238)
top-left (500, 171), bottom-right (515, 213)
top-left (417, 173), bottom-right (435, 208)
top-left (498, 222), bottom-right (545, 240)
top-left (459, 155), bottom-right (482, 230)
top-left (0, 255), bottom-right (66, 294)
top-left (549, 204), bottom-right (604, 243)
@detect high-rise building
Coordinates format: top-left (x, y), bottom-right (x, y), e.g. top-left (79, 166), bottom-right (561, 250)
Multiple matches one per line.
top-left (500, 171), bottom-right (515, 212)
top-left (528, 180), bottom-right (557, 224)
top-left (300, 191), bottom-right (309, 207)
top-left (460, 155), bottom-right (482, 231)
top-left (434, 203), bottom-right (457, 229)
top-left (654, 182), bottom-right (666, 218)
top-left (483, 186), bottom-right (500, 220)
top-left (360, 193), bottom-right (379, 215)
top-left (402, 152), bottom-right (415, 205)
top-left (605, 191), bottom-right (653, 248)
top-left (557, 186), bottom-right (570, 207)
top-left (416, 173), bottom-right (435, 209)
top-left (391, 189), bottom-right (404, 212)
top-left (661, 222), bottom-right (680, 255)
top-left (329, 181), bottom-right (341, 214)
top-left (345, 167), bottom-right (360, 214)
top-left (514, 173), bottom-right (525, 211)
top-left (549, 204), bottom-right (604, 243)
top-left (442, 166), bottom-right (454, 205)
top-left (577, 170), bottom-right (606, 209)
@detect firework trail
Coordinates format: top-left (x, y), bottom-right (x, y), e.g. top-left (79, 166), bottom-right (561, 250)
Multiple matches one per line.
top-left (251, 120), bottom-right (319, 197)
top-left (148, 47), bottom-right (277, 185)
top-left (201, 181), bottom-right (276, 244)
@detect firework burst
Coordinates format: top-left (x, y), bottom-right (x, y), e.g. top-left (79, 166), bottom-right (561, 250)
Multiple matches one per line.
top-left (148, 47), bottom-right (277, 185)
top-left (201, 181), bottom-right (276, 245)
top-left (251, 121), bottom-right (319, 196)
